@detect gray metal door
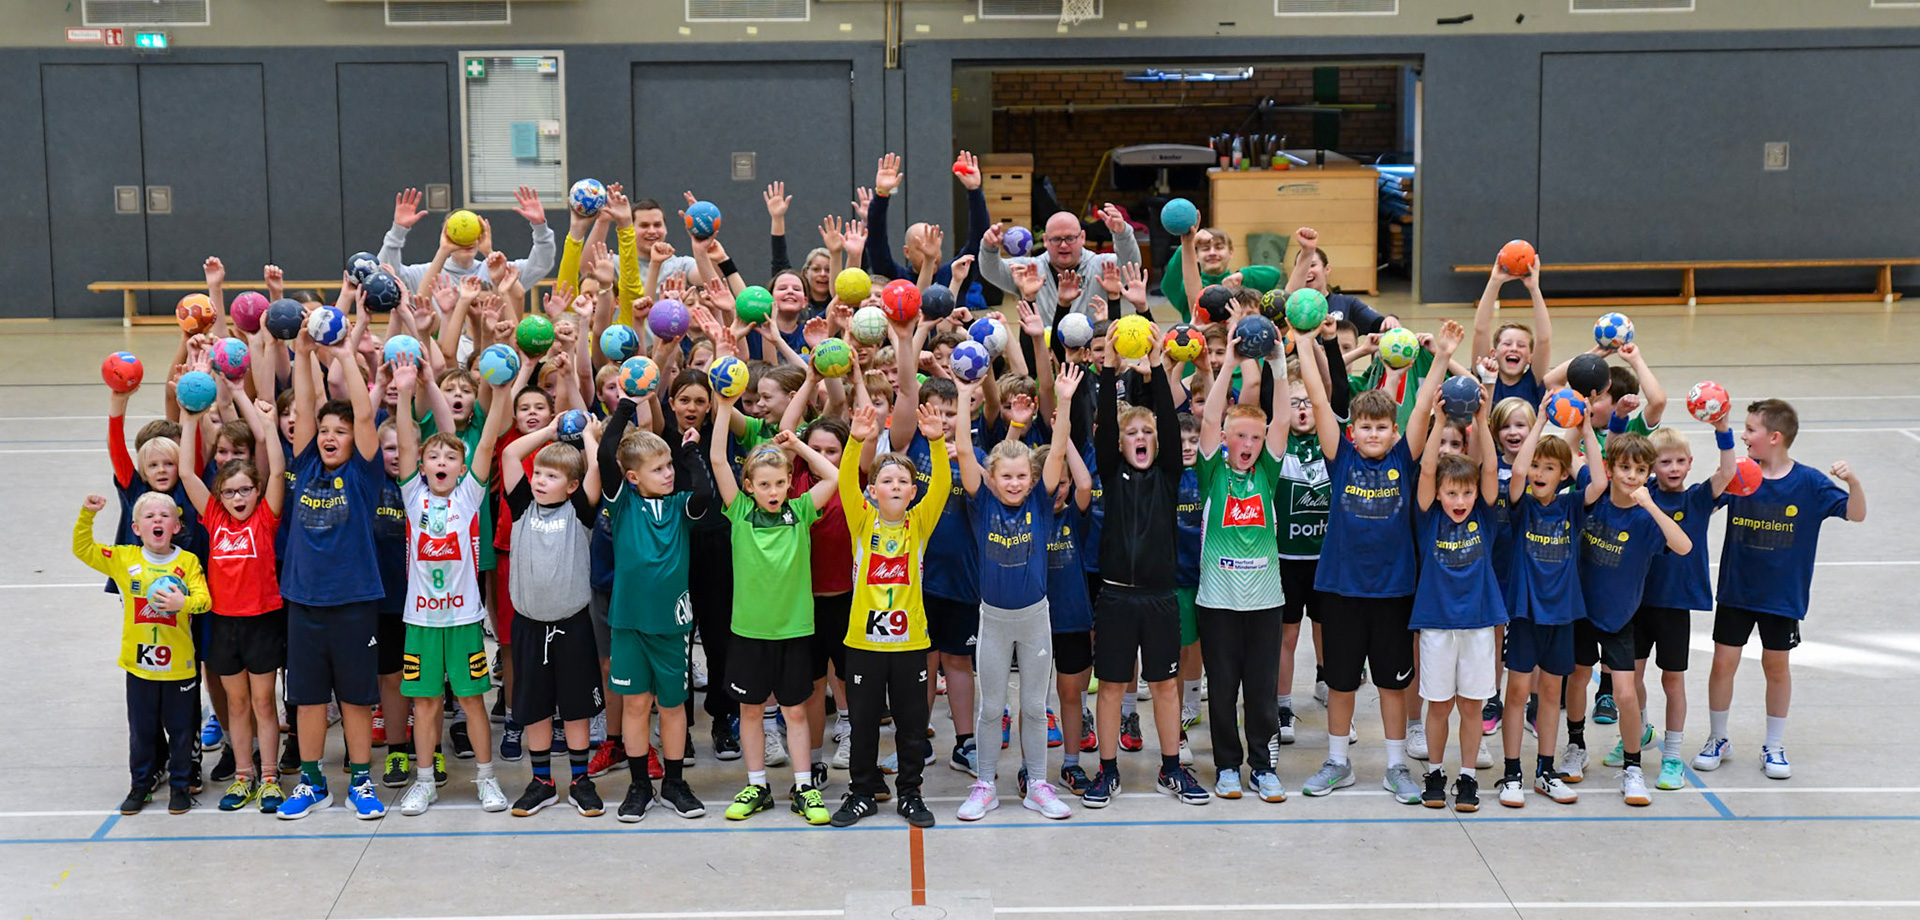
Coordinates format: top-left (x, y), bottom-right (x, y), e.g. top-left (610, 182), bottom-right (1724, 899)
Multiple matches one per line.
top-left (140, 64), bottom-right (271, 302)
top-left (338, 62), bottom-right (454, 268)
top-left (631, 62), bottom-right (854, 284)
top-left (42, 64), bottom-right (147, 318)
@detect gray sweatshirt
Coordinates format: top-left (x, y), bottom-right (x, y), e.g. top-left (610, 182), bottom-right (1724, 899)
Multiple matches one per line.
top-left (379, 220), bottom-right (557, 293)
top-left (978, 230), bottom-right (1143, 322)
top-left (505, 478), bottom-right (595, 622)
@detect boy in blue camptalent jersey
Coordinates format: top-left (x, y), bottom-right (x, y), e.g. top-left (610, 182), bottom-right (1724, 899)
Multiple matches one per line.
top-left (1037, 437), bottom-right (1096, 795)
top-left (1565, 432), bottom-right (1693, 806)
top-left (1173, 413), bottom-right (1205, 750)
top-left (1494, 398), bottom-right (1605, 808)
top-left (1295, 318), bottom-right (1455, 803)
top-left (1411, 392), bottom-right (1505, 812)
top-left (1695, 399), bottom-right (1865, 781)
top-left (1629, 419), bottom-right (1737, 791)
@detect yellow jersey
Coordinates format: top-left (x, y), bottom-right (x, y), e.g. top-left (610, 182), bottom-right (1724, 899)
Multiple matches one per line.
top-left (73, 508), bottom-right (211, 681)
top-left (840, 437), bottom-right (948, 653)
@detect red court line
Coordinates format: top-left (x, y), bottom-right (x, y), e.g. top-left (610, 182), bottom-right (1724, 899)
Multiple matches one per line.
top-left (909, 824), bottom-right (927, 906)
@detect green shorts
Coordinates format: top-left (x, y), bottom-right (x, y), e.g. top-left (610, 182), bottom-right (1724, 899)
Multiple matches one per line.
top-left (1176, 586), bottom-right (1200, 647)
top-left (400, 621), bottom-right (491, 699)
top-left (609, 628), bottom-right (691, 708)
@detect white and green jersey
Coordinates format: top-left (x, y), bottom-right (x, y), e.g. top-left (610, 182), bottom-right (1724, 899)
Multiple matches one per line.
top-left (1276, 431), bottom-right (1331, 560)
top-left (1194, 446), bottom-right (1284, 612)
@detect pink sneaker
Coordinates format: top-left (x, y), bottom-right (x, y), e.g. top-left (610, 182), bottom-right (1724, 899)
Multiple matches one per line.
top-left (1023, 779), bottom-right (1072, 820)
top-left (956, 781), bottom-right (998, 821)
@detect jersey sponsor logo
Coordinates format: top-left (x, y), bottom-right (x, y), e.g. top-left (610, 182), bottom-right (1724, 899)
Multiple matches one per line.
top-left (1287, 520), bottom-right (1328, 541)
top-left (1222, 494), bottom-right (1268, 527)
top-left (1216, 556), bottom-right (1270, 572)
top-left (133, 642), bottom-right (175, 671)
top-left (415, 531), bottom-right (463, 563)
top-left (132, 596), bottom-right (178, 627)
top-left (864, 608), bottom-right (912, 642)
top-left (415, 593), bottom-right (467, 612)
top-left (211, 524), bottom-right (259, 560)
top-left (866, 551), bottom-right (911, 586)
top-left (988, 530), bottom-right (1033, 550)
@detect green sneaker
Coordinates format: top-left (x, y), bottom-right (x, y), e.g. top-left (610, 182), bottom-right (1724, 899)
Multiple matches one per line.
top-left (1657, 757), bottom-right (1687, 791)
top-left (792, 786), bottom-right (831, 825)
top-left (724, 783), bottom-right (774, 821)
top-left (381, 751), bottom-right (411, 788)
top-left (1603, 724), bottom-right (1657, 768)
top-left (217, 777), bottom-right (257, 811)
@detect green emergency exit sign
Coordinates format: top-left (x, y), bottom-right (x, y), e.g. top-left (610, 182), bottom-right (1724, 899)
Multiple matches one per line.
top-left (133, 30), bottom-right (168, 50)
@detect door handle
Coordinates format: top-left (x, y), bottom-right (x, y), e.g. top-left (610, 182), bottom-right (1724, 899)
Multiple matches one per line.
top-left (115, 186), bottom-right (142, 214)
top-left (146, 186), bottom-right (172, 215)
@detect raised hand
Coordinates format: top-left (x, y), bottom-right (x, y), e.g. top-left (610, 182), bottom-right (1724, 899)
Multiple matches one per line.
top-left (391, 351), bottom-right (419, 392)
top-left (819, 215), bottom-right (846, 252)
top-left (1098, 260), bottom-right (1122, 298)
top-left (953, 150), bottom-right (982, 191)
top-left (875, 153), bottom-right (902, 197)
top-left (203, 256), bottom-right (225, 288)
top-left (1015, 299), bottom-right (1045, 338)
top-left (764, 181), bottom-right (791, 218)
top-left (605, 188), bottom-right (633, 229)
top-left (513, 186), bottom-right (547, 224)
top-left (949, 254), bottom-right (975, 290)
top-left (916, 400), bottom-right (944, 440)
top-left (1097, 203), bottom-right (1130, 235)
top-left (1009, 262), bottom-right (1043, 302)
top-left (394, 188), bottom-right (426, 229)
top-left (803, 316), bottom-right (830, 349)
top-left (84, 493), bottom-right (109, 512)
top-left (1436, 318), bottom-right (1466, 356)
top-left (1120, 261), bottom-right (1148, 309)
top-left (263, 264), bottom-right (284, 300)
top-left (843, 220), bottom-right (868, 255)
top-left (850, 403), bottom-right (878, 442)
top-left (852, 187), bottom-right (873, 222)
top-left (1057, 267), bottom-right (1081, 305)
top-left (920, 224), bottom-right (945, 263)
top-left (1056, 362), bottom-right (1084, 401)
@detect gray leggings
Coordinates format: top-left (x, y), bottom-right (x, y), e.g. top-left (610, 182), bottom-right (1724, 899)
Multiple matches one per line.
top-left (973, 598), bottom-right (1054, 786)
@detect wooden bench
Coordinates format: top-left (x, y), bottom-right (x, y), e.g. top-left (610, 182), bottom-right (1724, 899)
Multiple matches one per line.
top-left (88, 279), bottom-right (558, 328)
top-left (1450, 258), bottom-right (1920, 308)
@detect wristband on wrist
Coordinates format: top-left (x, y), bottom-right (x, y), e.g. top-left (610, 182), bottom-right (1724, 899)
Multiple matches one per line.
top-left (717, 258), bottom-right (738, 278)
top-left (1715, 428), bottom-right (1735, 450)
top-left (1608, 413), bottom-right (1629, 434)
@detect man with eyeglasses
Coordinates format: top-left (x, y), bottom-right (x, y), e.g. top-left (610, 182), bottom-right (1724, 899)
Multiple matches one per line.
top-left (979, 207), bottom-right (1143, 323)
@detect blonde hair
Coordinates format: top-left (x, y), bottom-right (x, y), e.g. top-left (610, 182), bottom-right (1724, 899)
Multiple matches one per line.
top-left (1225, 404), bottom-right (1267, 427)
top-left (136, 436), bottom-right (179, 469)
top-left (985, 440), bottom-right (1037, 478)
top-left (130, 491), bottom-right (180, 521)
top-left (534, 441), bottom-right (586, 481)
top-left (1117, 405), bottom-right (1155, 432)
top-left (743, 444), bottom-right (790, 480)
top-left (1647, 426), bottom-right (1690, 456)
top-left (1490, 396), bottom-right (1535, 433)
top-left (872, 452), bottom-right (918, 480)
top-left (618, 429), bottom-right (671, 474)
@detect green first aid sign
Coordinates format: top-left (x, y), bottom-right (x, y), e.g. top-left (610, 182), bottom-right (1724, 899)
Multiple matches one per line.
top-left (465, 58), bottom-right (486, 79)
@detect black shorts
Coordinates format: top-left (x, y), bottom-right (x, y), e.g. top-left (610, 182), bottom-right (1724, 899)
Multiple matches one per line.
top-left (205, 610), bottom-right (287, 677)
top-left (510, 609), bottom-right (606, 724)
top-left (1574, 619), bottom-right (1636, 672)
top-left (589, 587), bottom-right (612, 660)
top-left (811, 592), bottom-right (851, 681)
top-left (925, 595), bottom-right (979, 658)
top-left (1279, 559), bottom-right (1322, 625)
top-left (1319, 593), bottom-right (1415, 692)
top-left (1712, 605), bottom-right (1801, 653)
top-left (1092, 585), bottom-right (1180, 685)
top-left (191, 612), bottom-right (211, 664)
top-left (285, 600), bottom-right (380, 707)
top-left (1504, 617), bottom-right (1574, 677)
top-left (1633, 605), bottom-right (1691, 672)
top-left (377, 613), bottom-right (406, 676)
top-left (1053, 630), bottom-right (1093, 676)
top-left (727, 635), bottom-right (815, 708)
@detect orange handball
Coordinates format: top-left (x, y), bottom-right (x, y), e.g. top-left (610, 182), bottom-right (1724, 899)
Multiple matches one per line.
top-left (1497, 239), bottom-right (1537, 277)
top-left (175, 293), bottom-right (217, 334)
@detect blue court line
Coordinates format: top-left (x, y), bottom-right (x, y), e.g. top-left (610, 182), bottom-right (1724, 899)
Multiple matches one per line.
top-left (1684, 766), bottom-right (1737, 819)
top-left (6, 811), bottom-right (1920, 847)
top-left (88, 813), bottom-right (119, 840)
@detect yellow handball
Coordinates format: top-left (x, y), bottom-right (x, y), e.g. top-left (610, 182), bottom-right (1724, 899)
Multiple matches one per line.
top-left (834, 268), bottom-right (872, 306)
top-left (444, 209), bottom-right (483, 247)
top-left (1112, 315), bottom-right (1154, 360)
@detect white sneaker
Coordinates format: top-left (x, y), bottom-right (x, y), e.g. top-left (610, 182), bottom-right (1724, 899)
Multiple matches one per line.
top-left (1136, 680), bottom-right (1151, 701)
top-left (476, 776), bottom-right (509, 812)
top-left (1562, 743), bottom-right (1588, 783)
top-left (764, 725), bottom-right (790, 768)
top-left (1180, 703), bottom-right (1202, 730)
top-left (326, 700), bottom-right (343, 726)
top-left (1314, 680), bottom-right (1330, 705)
top-left (1762, 745), bottom-right (1792, 780)
top-left (398, 780), bottom-right (437, 816)
top-left (1199, 677), bottom-right (1208, 701)
top-left (831, 732), bottom-right (852, 770)
top-left (1178, 734), bottom-right (1194, 766)
top-left (589, 711), bottom-right (607, 745)
top-left (1534, 771), bottom-right (1578, 804)
top-left (1497, 775), bottom-right (1525, 808)
top-left (1023, 779), bottom-right (1072, 819)
top-left (1406, 723), bottom-right (1429, 761)
top-left (1620, 765), bottom-right (1651, 806)
top-left (1348, 725), bottom-right (1360, 744)
top-left (1476, 738), bottom-right (1494, 769)
top-left (1693, 736), bottom-right (1732, 772)
top-left (957, 781), bottom-right (998, 821)
top-left (690, 661), bottom-right (709, 691)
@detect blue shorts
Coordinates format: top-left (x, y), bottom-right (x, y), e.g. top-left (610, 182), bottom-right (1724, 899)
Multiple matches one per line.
top-left (1504, 617), bottom-right (1574, 677)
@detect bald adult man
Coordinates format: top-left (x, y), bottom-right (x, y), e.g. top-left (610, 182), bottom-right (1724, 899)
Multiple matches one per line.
top-left (979, 205), bottom-right (1143, 321)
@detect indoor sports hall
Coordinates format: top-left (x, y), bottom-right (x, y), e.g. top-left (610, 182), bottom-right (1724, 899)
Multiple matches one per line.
top-left (5, 2), bottom-right (1920, 919)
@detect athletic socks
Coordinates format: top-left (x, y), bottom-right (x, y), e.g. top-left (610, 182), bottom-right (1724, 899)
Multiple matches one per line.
top-left (300, 759), bottom-right (325, 788)
top-left (1709, 709), bottom-right (1730, 740)
top-left (1505, 757), bottom-right (1523, 776)
top-left (810, 746), bottom-right (826, 765)
top-left (1536, 754), bottom-right (1556, 776)
top-left (664, 756), bottom-right (683, 782)
top-left (475, 760), bottom-right (494, 780)
top-left (1183, 679), bottom-right (1201, 712)
top-left (1385, 739), bottom-right (1407, 769)
top-left (1277, 694), bottom-right (1293, 711)
top-left (954, 733), bottom-right (973, 754)
top-left (1597, 672), bottom-right (1614, 697)
top-left (1567, 718), bottom-right (1586, 748)
top-left (1063, 751), bottom-right (1079, 769)
top-left (1100, 757), bottom-right (1118, 777)
top-left (1329, 734), bottom-right (1350, 766)
top-left (1120, 694), bottom-right (1136, 718)
top-left (1461, 767), bottom-right (1476, 780)
top-left (793, 769), bottom-right (811, 791)
top-left (531, 750), bottom-right (552, 779)
top-left (1765, 715), bottom-right (1787, 748)
top-left (348, 762), bottom-right (370, 784)
top-left (748, 769), bottom-right (767, 787)
top-left (1622, 750), bottom-right (1641, 769)
top-left (568, 747), bottom-right (590, 780)
top-left (606, 733), bottom-right (621, 754)
top-left (1662, 731), bottom-right (1684, 759)
top-left (1160, 754), bottom-right (1180, 774)
top-left (417, 766), bottom-right (434, 785)
top-left (1406, 718), bottom-right (1421, 734)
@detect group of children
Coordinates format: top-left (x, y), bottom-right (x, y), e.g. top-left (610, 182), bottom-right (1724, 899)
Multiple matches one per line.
top-left (84, 159), bottom-right (1866, 826)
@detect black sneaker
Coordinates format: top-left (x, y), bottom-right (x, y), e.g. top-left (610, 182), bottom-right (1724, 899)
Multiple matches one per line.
top-left (279, 735), bottom-right (300, 774)
top-left (830, 792), bottom-right (878, 827)
top-left (511, 776), bottom-right (557, 816)
top-left (210, 745), bottom-right (238, 784)
top-left (711, 726), bottom-right (742, 762)
top-left (449, 721), bottom-right (475, 759)
top-left (381, 751), bottom-right (412, 788)
top-left (1155, 765), bottom-right (1211, 805)
top-left (490, 692), bottom-right (507, 723)
top-left (896, 790), bottom-right (935, 828)
top-left (659, 778), bottom-right (707, 818)
top-left (1594, 692), bottom-right (1619, 725)
top-left (1421, 769), bottom-right (1448, 808)
top-left (570, 777), bottom-right (604, 817)
top-left (683, 729), bottom-right (696, 768)
top-left (1453, 772), bottom-right (1480, 813)
top-left (1481, 696), bottom-right (1503, 735)
top-left (812, 761), bottom-right (828, 792)
top-left (432, 752), bottom-right (448, 787)
top-left (167, 786), bottom-right (195, 814)
top-left (617, 780), bottom-right (654, 822)
top-left (187, 759), bottom-right (203, 795)
top-left (119, 784), bottom-right (153, 815)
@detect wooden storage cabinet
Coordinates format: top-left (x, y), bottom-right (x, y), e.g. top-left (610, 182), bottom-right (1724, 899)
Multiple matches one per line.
top-left (982, 153), bottom-right (1033, 230)
top-left (1208, 167), bottom-right (1379, 295)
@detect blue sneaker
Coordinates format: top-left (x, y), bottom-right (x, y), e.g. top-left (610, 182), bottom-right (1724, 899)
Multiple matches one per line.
top-left (1082, 766), bottom-right (1119, 808)
top-left (500, 719), bottom-right (523, 762)
top-left (950, 737), bottom-right (979, 777)
top-left (1593, 693), bottom-right (1619, 725)
top-left (347, 778), bottom-right (386, 819)
top-left (1046, 709), bottom-right (1062, 748)
top-left (200, 713), bottom-right (223, 749)
top-left (275, 781), bottom-right (332, 820)
top-left (1001, 709), bottom-right (1011, 750)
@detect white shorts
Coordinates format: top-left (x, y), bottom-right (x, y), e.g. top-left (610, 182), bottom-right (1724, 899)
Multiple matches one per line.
top-left (1417, 627), bottom-right (1499, 703)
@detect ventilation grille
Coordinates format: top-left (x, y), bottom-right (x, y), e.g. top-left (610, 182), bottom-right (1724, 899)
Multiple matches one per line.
top-left (686, 0), bottom-right (809, 21)
top-left (388, 1), bottom-right (510, 24)
top-left (1276, 0), bottom-right (1397, 14)
top-left (979, 0), bottom-right (1101, 20)
top-left (1870, 0), bottom-right (1920, 8)
top-left (83, 0), bottom-right (210, 26)
top-left (1570, 0), bottom-right (1692, 10)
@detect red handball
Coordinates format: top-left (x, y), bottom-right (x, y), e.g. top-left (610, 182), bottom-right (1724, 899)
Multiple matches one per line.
top-left (102, 351), bottom-right (144, 393)
top-left (952, 157), bottom-right (976, 178)
top-left (880, 278), bottom-right (921, 323)
top-left (1725, 457), bottom-right (1763, 497)
top-left (1687, 380), bottom-right (1731, 425)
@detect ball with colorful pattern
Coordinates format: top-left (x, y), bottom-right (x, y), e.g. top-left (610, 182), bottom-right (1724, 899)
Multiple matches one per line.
top-left (305, 304), bottom-right (347, 346)
top-left (968, 315), bottom-right (1009, 356)
top-left (475, 343), bottom-right (521, 386)
top-left (684, 200), bottom-right (722, 240)
top-left (1058, 313), bottom-right (1095, 349)
top-left (210, 337), bottom-right (251, 380)
top-left (1593, 311), bottom-right (1634, 350)
top-left (1687, 380), bottom-right (1731, 425)
top-left (648, 298), bottom-right (690, 339)
top-left (175, 293), bottom-right (217, 335)
top-left (1163, 323), bottom-right (1204, 363)
top-left (1002, 226), bottom-right (1034, 258)
top-left (1544, 388), bottom-right (1587, 429)
top-left (619, 355), bottom-right (660, 397)
top-left (1284, 288), bottom-right (1329, 333)
top-left (568, 178), bottom-right (608, 218)
top-left (709, 355), bottom-right (750, 399)
top-left (145, 574), bottom-right (186, 605)
top-left (346, 251), bottom-right (381, 285)
top-left (812, 338), bottom-right (854, 379)
top-left (1195, 285), bottom-right (1235, 324)
top-left (1377, 326), bottom-right (1420, 370)
top-left (850, 306), bottom-right (889, 345)
top-left (599, 324), bottom-right (640, 363)
top-left (516, 314), bottom-right (555, 357)
top-left (556, 409), bottom-right (590, 445)
top-left (949, 340), bottom-right (992, 383)
top-left (1725, 457), bottom-right (1763, 497)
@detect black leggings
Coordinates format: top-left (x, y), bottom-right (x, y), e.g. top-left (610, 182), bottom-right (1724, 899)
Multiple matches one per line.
top-left (689, 533), bottom-right (735, 726)
top-left (128, 672), bottom-right (200, 789)
top-left (1197, 606), bottom-right (1283, 771)
top-left (845, 647), bottom-right (931, 798)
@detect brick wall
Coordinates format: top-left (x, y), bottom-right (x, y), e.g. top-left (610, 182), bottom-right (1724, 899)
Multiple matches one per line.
top-left (988, 66), bottom-right (1401, 219)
